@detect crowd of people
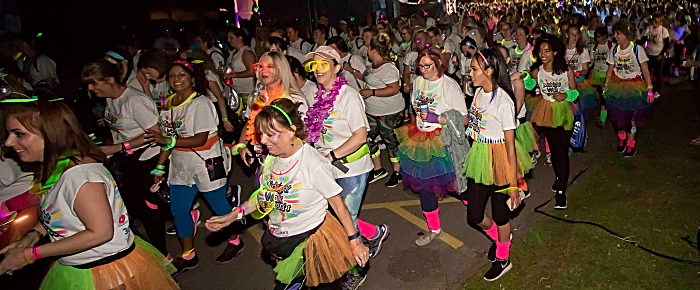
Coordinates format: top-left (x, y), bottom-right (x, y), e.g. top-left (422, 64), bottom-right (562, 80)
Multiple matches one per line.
top-left (0, 0), bottom-right (699, 289)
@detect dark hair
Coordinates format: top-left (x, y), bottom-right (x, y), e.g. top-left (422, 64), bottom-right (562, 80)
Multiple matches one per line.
top-left (426, 26), bottom-right (441, 37)
top-left (137, 49), bottom-right (170, 79)
top-left (7, 91), bottom-right (108, 185)
top-left (286, 55), bottom-right (308, 79)
top-left (327, 36), bottom-right (349, 53)
top-left (612, 19), bottom-right (636, 42)
top-left (531, 35), bottom-right (568, 75)
top-left (254, 98), bottom-right (306, 141)
top-left (416, 49), bottom-right (446, 77)
top-left (196, 30), bottom-right (215, 47)
top-left (285, 23), bottom-right (299, 32)
top-left (517, 25), bottom-right (530, 35)
top-left (228, 27), bottom-right (252, 46)
top-left (369, 33), bottom-right (392, 60)
top-left (348, 24), bottom-right (360, 37)
top-left (268, 36), bottom-right (288, 52)
top-left (474, 47), bottom-right (516, 107)
top-left (594, 26), bottom-right (608, 38)
top-left (81, 58), bottom-right (123, 85)
top-left (314, 24), bottom-right (329, 39)
top-left (169, 59), bottom-right (209, 96)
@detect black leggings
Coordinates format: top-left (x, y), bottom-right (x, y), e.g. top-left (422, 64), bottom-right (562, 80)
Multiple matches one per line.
top-left (419, 192), bottom-right (440, 212)
top-left (611, 110), bottom-right (641, 134)
top-left (647, 55), bottom-right (664, 93)
top-left (114, 151), bottom-right (172, 255)
top-left (539, 127), bottom-right (572, 192)
top-left (462, 179), bottom-right (510, 227)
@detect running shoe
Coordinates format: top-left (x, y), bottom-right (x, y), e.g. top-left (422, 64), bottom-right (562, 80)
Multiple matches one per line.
top-left (342, 270), bottom-right (367, 290)
top-left (216, 239), bottom-right (245, 264)
top-left (520, 188), bottom-right (531, 200)
top-left (483, 258), bottom-right (512, 281)
top-left (487, 241), bottom-right (496, 262)
top-left (530, 150), bottom-right (541, 166)
top-left (227, 184), bottom-right (241, 206)
top-left (415, 229), bottom-right (442, 246)
top-left (617, 139), bottom-right (627, 153)
top-left (385, 172), bottom-right (402, 188)
top-left (554, 190), bottom-right (567, 210)
top-left (624, 146), bottom-right (636, 158)
top-left (654, 92), bottom-right (661, 99)
top-left (366, 224), bottom-right (390, 258)
top-left (172, 255), bottom-right (200, 276)
top-left (368, 168), bottom-right (388, 184)
top-left (544, 153), bottom-right (552, 166)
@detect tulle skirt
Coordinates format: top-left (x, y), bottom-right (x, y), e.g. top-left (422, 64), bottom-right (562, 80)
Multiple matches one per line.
top-left (576, 79), bottom-right (598, 121)
top-left (463, 141), bottom-right (527, 187)
top-left (591, 69), bottom-right (607, 86)
top-left (39, 237), bottom-right (178, 290)
top-left (530, 97), bottom-right (575, 131)
top-left (515, 121), bottom-right (539, 154)
top-left (603, 75), bottom-right (652, 128)
top-left (395, 123), bottom-right (458, 197)
top-left (304, 213), bottom-right (357, 287)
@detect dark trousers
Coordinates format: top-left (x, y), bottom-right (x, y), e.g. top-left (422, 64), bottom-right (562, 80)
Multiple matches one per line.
top-left (419, 192), bottom-right (439, 212)
top-left (114, 150), bottom-right (172, 255)
top-left (647, 55), bottom-right (664, 93)
top-left (462, 180), bottom-right (510, 226)
top-left (539, 127), bottom-right (572, 192)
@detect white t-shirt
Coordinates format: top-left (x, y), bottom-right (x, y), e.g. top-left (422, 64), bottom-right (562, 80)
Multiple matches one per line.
top-left (537, 67), bottom-right (570, 102)
top-left (467, 87), bottom-right (517, 143)
top-left (349, 37), bottom-right (364, 56)
top-left (205, 70), bottom-right (224, 103)
top-left (403, 51), bottom-right (419, 84)
top-left (509, 44), bottom-right (532, 73)
top-left (255, 144), bottom-right (342, 237)
top-left (0, 158), bottom-right (33, 204)
top-left (40, 163), bottom-right (133, 265)
top-left (207, 47), bottom-right (226, 67)
top-left (642, 26), bottom-right (669, 56)
top-left (363, 63), bottom-right (405, 116)
top-left (28, 55), bottom-right (59, 86)
top-left (129, 80), bottom-right (170, 111)
top-left (340, 53), bottom-right (367, 92)
top-left (517, 49), bottom-right (536, 72)
top-left (565, 48), bottom-right (591, 74)
top-left (159, 96), bottom-right (230, 191)
top-left (104, 87), bottom-right (160, 158)
top-left (312, 85), bottom-right (373, 178)
top-left (591, 41), bottom-right (613, 72)
top-left (290, 38), bottom-right (313, 54)
top-left (443, 41), bottom-right (458, 74)
top-left (411, 76), bottom-right (469, 132)
top-left (359, 46), bottom-right (370, 67)
top-left (301, 79), bottom-right (319, 105)
top-left (287, 47), bottom-right (306, 64)
top-left (227, 46), bottom-right (256, 94)
top-left (607, 43), bottom-right (649, 79)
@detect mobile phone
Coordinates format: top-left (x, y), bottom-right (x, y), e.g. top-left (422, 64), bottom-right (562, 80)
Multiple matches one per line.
top-left (506, 188), bottom-right (527, 211)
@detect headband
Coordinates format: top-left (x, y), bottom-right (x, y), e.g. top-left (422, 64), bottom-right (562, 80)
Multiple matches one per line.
top-left (173, 60), bottom-right (193, 71)
top-left (105, 51), bottom-right (125, 61)
top-left (478, 51), bottom-right (490, 67)
top-left (0, 96), bottom-right (64, 103)
top-left (268, 104), bottom-right (293, 126)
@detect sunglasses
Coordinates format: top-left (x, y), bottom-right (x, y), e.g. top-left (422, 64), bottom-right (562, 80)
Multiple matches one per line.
top-left (304, 60), bottom-right (332, 73)
top-left (253, 62), bottom-right (275, 73)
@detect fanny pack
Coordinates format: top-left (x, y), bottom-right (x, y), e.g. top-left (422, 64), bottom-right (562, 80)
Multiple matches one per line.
top-left (330, 143), bottom-right (370, 174)
top-left (190, 139), bottom-right (227, 182)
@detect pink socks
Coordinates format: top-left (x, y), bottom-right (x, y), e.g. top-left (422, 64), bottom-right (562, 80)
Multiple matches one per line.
top-left (357, 219), bottom-right (378, 239)
top-left (229, 235), bottom-right (241, 245)
top-left (423, 209), bottom-right (441, 231)
top-left (484, 222), bottom-right (499, 241)
top-left (462, 200), bottom-right (468, 206)
top-left (182, 249), bottom-right (196, 260)
top-left (626, 139), bottom-right (636, 149)
top-left (617, 132), bottom-right (627, 141)
top-left (496, 239), bottom-right (512, 260)
top-left (545, 138), bottom-right (550, 154)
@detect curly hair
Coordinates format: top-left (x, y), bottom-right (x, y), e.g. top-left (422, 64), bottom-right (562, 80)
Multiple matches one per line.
top-left (612, 19), bottom-right (637, 42)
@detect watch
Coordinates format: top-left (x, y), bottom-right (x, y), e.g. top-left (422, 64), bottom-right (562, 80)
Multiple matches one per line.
top-left (348, 232), bottom-right (361, 241)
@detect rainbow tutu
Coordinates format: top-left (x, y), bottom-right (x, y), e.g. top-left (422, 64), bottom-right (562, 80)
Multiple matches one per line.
top-left (396, 123), bottom-right (457, 196)
top-left (603, 75), bottom-right (652, 128)
top-left (40, 237), bottom-right (178, 290)
top-left (576, 79), bottom-right (598, 122)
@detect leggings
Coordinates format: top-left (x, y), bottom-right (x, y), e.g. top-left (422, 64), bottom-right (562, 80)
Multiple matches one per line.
top-left (462, 179), bottom-right (510, 226)
top-left (170, 184), bottom-right (231, 238)
top-left (115, 152), bottom-right (171, 255)
top-left (539, 127), bottom-right (572, 192)
top-left (368, 113), bottom-right (401, 163)
top-left (611, 110), bottom-right (641, 134)
top-left (647, 55), bottom-right (664, 93)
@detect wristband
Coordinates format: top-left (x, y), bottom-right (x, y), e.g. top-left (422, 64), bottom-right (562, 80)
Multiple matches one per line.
top-left (521, 72), bottom-right (537, 90)
top-left (231, 143), bottom-right (246, 156)
top-left (123, 141), bottom-right (133, 155)
top-left (373, 89), bottom-right (376, 96)
top-left (564, 90), bottom-right (579, 102)
top-left (156, 164), bottom-right (165, 170)
top-left (330, 150), bottom-right (338, 161)
top-left (348, 232), bottom-right (361, 241)
top-left (235, 206), bottom-right (244, 220)
top-left (150, 166), bottom-right (166, 176)
top-left (351, 243), bottom-right (362, 255)
top-left (161, 136), bottom-right (176, 151)
top-left (222, 118), bottom-right (229, 122)
top-left (425, 112), bottom-right (440, 123)
top-left (647, 91), bottom-right (655, 101)
top-left (31, 246), bottom-right (42, 260)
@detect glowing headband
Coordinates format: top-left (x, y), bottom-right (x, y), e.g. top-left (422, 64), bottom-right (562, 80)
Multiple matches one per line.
top-left (268, 104), bottom-right (293, 126)
top-left (478, 51), bottom-right (489, 67)
top-left (105, 51), bottom-right (125, 61)
top-left (173, 60), bottom-right (193, 71)
top-left (0, 96), bottom-right (64, 103)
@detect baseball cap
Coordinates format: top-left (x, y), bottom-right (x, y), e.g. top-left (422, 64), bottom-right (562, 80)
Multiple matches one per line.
top-left (305, 46), bottom-right (341, 64)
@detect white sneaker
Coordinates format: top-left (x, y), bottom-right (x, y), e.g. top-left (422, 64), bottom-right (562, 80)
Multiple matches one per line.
top-left (653, 92), bottom-right (661, 99)
top-left (415, 229), bottom-right (443, 246)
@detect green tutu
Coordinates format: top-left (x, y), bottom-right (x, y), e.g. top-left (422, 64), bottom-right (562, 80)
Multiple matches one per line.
top-left (591, 70), bottom-right (607, 86)
top-left (514, 121), bottom-right (538, 153)
top-left (515, 138), bottom-right (534, 174)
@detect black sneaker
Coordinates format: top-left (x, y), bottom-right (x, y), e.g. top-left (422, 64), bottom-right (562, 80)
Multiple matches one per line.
top-left (385, 172), bottom-right (402, 188)
top-left (215, 239), bottom-right (245, 264)
top-left (172, 255), bottom-right (200, 276)
top-left (166, 226), bottom-right (177, 235)
top-left (227, 185), bottom-right (241, 206)
top-left (368, 168), bottom-right (388, 184)
top-left (617, 139), bottom-right (627, 153)
top-left (366, 224), bottom-right (390, 258)
top-left (554, 191), bottom-right (567, 210)
top-left (487, 241), bottom-right (496, 262)
top-left (483, 258), bottom-right (512, 281)
top-left (624, 146), bottom-right (636, 158)
top-left (544, 153), bottom-right (552, 166)
top-left (342, 270), bottom-right (367, 290)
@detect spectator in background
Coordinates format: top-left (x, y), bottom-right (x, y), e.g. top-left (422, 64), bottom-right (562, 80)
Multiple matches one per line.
top-left (320, 14), bottom-right (339, 38)
top-left (224, 27), bottom-right (257, 101)
top-left (287, 24), bottom-right (313, 54)
top-left (136, 49), bottom-right (171, 110)
top-left (311, 24), bottom-right (329, 52)
top-left (253, 26), bottom-right (270, 58)
top-left (268, 36), bottom-right (306, 64)
top-left (15, 39), bottom-right (59, 90)
top-left (327, 36), bottom-right (366, 92)
top-left (193, 30), bottom-right (225, 68)
top-left (153, 29), bottom-right (181, 57)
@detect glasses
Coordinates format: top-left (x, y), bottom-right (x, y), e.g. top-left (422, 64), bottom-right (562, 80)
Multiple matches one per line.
top-left (253, 62), bottom-right (275, 73)
top-left (418, 62), bottom-right (435, 71)
top-left (304, 60), bottom-right (332, 73)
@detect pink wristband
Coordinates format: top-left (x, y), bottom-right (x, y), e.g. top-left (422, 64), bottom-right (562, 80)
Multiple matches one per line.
top-left (647, 91), bottom-right (654, 101)
top-left (31, 246), bottom-right (42, 260)
top-left (123, 141), bottom-right (133, 155)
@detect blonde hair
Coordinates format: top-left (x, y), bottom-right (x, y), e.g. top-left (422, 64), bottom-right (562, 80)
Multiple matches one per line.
top-left (259, 51), bottom-right (302, 98)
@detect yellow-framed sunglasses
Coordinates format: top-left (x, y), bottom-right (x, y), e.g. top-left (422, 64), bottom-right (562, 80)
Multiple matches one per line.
top-left (304, 60), bottom-right (332, 73)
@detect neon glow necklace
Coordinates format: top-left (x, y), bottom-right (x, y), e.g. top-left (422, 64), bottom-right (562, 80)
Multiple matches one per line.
top-left (419, 77), bottom-right (444, 94)
top-left (514, 43), bottom-right (531, 55)
top-left (165, 92), bottom-right (197, 109)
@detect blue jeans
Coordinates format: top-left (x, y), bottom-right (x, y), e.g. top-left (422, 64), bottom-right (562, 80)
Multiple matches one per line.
top-left (335, 172), bottom-right (369, 230)
top-left (170, 184), bottom-right (231, 238)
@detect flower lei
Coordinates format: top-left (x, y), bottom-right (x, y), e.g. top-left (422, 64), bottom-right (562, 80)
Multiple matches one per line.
top-left (305, 74), bottom-right (346, 143)
top-left (246, 85), bottom-right (285, 145)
